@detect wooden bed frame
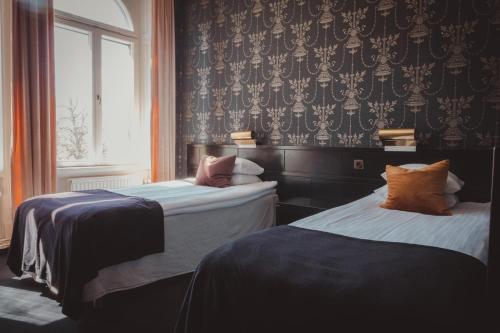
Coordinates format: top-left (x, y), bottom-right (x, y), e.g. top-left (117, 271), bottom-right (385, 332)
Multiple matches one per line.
top-left (189, 143), bottom-right (498, 320)
top-left (79, 144), bottom-right (498, 331)
top-left (488, 147), bottom-right (499, 320)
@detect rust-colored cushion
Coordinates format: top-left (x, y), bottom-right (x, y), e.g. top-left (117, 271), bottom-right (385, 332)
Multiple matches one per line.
top-left (195, 155), bottom-right (236, 187)
top-left (380, 160), bottom-right (451, 216)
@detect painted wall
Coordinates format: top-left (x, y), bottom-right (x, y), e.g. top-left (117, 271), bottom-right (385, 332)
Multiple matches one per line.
top-left (176, 0), bottom-right (500, 151)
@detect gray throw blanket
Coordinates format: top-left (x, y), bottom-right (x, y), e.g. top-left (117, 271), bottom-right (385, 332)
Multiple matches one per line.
top-left (7, 190), bottom-right (164, 319)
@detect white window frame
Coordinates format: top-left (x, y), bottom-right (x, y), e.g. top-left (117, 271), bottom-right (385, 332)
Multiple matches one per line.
top-left (55, 9), bottom-right (141, 167)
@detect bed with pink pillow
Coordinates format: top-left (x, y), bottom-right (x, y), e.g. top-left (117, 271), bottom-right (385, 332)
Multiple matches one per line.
top-left (81, 155), bottom-right (277, 303)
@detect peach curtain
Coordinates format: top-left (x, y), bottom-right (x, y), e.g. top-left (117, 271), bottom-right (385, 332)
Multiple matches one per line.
top-left (11, 0), bottom-right (56, 208)
top-left (151, 0), bottom-right (176, 182)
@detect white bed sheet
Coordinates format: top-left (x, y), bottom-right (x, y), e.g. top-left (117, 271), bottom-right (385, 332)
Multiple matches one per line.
top-left (292, 193), bottom-right (490, 264)
top-left (82, 181), bottom-right (277, 302)
top-left (111, 179), bottom-right (277, 216)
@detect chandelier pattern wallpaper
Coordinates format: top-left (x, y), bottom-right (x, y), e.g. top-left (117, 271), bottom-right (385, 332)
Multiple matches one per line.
top-left (176, 0), bottom-right (500, 150)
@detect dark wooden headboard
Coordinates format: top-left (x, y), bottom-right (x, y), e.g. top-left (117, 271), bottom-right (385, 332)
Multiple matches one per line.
top-left (188, 144), bottom-right (493, 208)
top-left (488, 147), bottom-right (499, 317)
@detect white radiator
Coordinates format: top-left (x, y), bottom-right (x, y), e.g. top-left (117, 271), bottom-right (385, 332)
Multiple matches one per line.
top-left (69, 174), bottom-right (143, 191)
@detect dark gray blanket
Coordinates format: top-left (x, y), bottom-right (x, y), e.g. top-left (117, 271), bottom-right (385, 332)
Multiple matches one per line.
top-left (176, 225), bottom-right (486, 332)
top-left (7, 190), bottom-right (164, 319)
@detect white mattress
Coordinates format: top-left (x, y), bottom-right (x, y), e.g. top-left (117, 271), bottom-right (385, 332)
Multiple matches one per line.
top-left (82, 180), bottom-right (277, 302)
top-left (110, 179), bottom-right (278, 216)
top-left (292, 193), bottom-right (491, 264)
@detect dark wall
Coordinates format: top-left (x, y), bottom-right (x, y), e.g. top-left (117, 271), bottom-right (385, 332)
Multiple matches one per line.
top-left (176, 0), bottom-right (500, 152)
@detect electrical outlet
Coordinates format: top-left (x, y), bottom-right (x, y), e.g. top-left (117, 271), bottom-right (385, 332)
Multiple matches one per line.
top-left (353, 159), bottom-right (364, 170)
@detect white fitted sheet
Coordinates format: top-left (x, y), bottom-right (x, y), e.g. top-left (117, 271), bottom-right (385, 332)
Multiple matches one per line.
top-left (110, 180), bottom-right (278, 216)
top-left (291, 193), bottom-right (490, 264)
top-left (82, 185), bottom-right (277, 302)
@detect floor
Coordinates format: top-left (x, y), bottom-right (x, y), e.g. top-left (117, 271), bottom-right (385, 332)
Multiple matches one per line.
top-left (0, 253), bottom-right (191, 333)
top-left (0, 253), bottom-right (78, 332)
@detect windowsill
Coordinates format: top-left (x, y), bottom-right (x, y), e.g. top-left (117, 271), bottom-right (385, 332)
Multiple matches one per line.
top-left (57, 164), bottom-right (149, 178)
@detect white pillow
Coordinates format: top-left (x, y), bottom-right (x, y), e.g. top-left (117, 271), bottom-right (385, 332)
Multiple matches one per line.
top-left (231, 174), bottom-right (262, 185)
top-left (183, 177), bottom-right (196, 184)
top-left (233, 158), bottom-right (264, 175)
top-left (380, 163), bottom-right (464, 194)
top-left (373, 185), bottom-right (460, 209)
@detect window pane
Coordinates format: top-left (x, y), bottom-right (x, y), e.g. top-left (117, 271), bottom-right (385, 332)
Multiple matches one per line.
top-left (54, 0), bottom-right (133, 31)
top-left (101, 36), bottom-right (136, 164)
top-left (55, 25), bottom-right (94, 163)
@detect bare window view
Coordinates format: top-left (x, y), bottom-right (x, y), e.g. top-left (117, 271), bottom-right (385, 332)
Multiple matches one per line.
top-left (54, 25), bottom-right (93, 164)
top-left (56, 99), bottom-right (89, 161)
top-left (101, 36), bottom-right (136, 164)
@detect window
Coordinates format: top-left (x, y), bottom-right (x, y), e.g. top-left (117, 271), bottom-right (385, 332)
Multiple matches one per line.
top-left (54, 0), bottom-right (133, 31)
top-left (55, 0), bottom-right (142, 166)
top-left (55, 25), bottom-right (94, 163)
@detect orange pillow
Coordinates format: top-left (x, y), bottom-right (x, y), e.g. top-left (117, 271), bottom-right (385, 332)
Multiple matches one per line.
top-left (380, 160), bottom-right (451, 216)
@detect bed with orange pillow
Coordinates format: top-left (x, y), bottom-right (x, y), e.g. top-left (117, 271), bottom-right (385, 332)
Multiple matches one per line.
top-left (175, 159), bottom-right (492, 332)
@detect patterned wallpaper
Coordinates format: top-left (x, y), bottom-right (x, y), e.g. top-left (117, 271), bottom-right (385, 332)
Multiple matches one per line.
top-left (176, 0), bottom-right (500, 151)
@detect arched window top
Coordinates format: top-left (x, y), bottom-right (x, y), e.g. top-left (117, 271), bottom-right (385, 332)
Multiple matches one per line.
top-left (54, 0), bottom-right (134, 31)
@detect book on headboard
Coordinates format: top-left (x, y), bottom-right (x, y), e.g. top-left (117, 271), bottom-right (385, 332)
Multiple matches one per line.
top-left (231, 131), bottom-right (255, 140)
top-left (233, 139), bottom-right (257, 148)
top-left (379, 129), bottom-right (416, 152)
top-left (383, 145), bottom-right (417, 152)
top-left (231, 131), bottom-right (257, 147)
top-left (232, 139), bottom-right (256, 145)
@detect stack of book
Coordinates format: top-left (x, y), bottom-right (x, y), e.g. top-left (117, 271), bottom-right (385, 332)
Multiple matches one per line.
top-left (231, 131), bottom-right (257, 148)
top-left (378, 128), bottom-right (416, 152)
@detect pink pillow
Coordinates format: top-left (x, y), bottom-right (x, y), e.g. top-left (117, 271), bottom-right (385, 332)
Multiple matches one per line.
top-left (195, 155), bottom-right (236, 187)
